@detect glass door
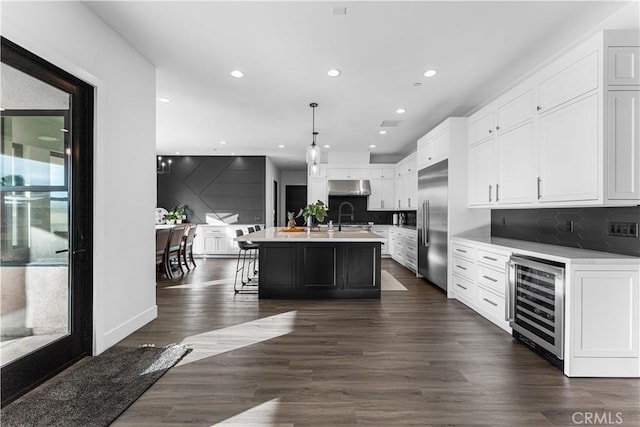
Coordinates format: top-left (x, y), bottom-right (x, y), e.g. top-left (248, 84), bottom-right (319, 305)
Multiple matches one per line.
top-left (0, 38), bottom-right (93, 406)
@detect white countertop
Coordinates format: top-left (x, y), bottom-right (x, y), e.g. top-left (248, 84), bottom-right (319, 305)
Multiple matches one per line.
top-left (236, 227), bottom-right (386, 242)
top-left (452, 234), bottom-right (640, 265)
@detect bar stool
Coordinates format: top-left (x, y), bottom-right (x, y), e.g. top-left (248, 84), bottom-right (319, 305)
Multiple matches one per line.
top-left (234, 229), bottom-right (259, 294)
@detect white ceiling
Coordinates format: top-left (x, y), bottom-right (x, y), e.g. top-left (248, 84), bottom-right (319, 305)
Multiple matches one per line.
top-left (85, 1), bottom-right (636, 169)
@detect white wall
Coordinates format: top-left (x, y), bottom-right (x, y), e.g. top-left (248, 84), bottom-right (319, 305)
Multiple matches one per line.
top-left (2, 2), bottom-right (158, 354)
top-left (264, 157), bottom-right (281, 228)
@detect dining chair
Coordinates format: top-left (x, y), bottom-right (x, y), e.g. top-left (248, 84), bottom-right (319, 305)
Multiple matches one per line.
top-left (156, 228), bottom-right (172, 278)
top-left (165, 225), bottom-right (187, 278)
top-left (233, 229), bottom-right (258, 294)
top-left (181, 225), bottom-right (197, 271)
top-left (254, 225), bottom-right (261, 231)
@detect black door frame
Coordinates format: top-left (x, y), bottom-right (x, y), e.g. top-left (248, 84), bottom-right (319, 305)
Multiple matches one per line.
top-left (0, 37), bottom-right (94, 406)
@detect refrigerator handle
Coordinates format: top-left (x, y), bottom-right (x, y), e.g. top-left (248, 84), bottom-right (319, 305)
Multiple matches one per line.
top-left (422, 201), bottom-right (429, 247)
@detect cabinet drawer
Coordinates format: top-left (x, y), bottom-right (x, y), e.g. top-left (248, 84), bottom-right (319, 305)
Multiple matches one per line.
top-left (452, 256), bottom-right (475, 280)
top-left (452, 274), bottom-right (476, 301)
top-left (477, 286), bottom-right (506, 322)
top-left (478, 265), bottom-right (506, 296)
top-left (476, 249), bottom-right (509, 271)
top-left (452, 242), bottom-right (475, 260)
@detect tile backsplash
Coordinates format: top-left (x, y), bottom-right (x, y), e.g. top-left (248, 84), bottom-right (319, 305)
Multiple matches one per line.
top-left (491, 206), bottom-right (640, 257)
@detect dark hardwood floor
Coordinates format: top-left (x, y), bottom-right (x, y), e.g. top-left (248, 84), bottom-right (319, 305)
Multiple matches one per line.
top-left (114, 258), bottom-right (640, 426)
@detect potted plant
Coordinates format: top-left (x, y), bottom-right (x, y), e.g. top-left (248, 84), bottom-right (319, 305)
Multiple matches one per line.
top-left (164, 212), bottom-right (178, 225)
top-left (301, 200), bottom-right (327, 229)
top-left (173, 206), bottom-right (186, 224)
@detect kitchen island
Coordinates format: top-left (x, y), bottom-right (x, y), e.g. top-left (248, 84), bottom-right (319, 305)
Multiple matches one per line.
top-left (236, 227), bottom-right (385, 299)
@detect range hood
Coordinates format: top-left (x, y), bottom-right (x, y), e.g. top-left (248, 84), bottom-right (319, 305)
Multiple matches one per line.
top-left (327, 180), bottom-right (371, 196)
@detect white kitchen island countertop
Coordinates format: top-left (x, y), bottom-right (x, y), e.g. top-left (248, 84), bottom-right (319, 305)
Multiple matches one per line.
top-left (236, 227), bottom-right (386, 243)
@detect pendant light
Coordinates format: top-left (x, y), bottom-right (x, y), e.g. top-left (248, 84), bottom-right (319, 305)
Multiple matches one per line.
top-left (306, 102), bottom-right (321, 176)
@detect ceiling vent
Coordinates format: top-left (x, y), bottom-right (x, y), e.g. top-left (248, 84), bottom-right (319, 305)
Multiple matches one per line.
top-left (331, 7), bottom-right (347, 15)
top-left (380, 120), bottom-right (403, 127)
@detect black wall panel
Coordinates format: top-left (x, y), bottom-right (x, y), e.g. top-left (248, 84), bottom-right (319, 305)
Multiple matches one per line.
top-left (491, 206), bottom-right (640, 257)
top-left (157, 156), bottom-right (265, 224)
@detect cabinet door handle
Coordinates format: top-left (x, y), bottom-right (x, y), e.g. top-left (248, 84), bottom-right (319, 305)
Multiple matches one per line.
top-left (488, 129), bottom-right (493, 134)
top-left (408, 197), bottom-right (411, 207)
top-left (537, 177), bottom-right (542, 199)
top-left (488, 185), bottom-right (492, 202)
top-left (456, 248), bottom-right (467, 253)
top-left (483, 256), bottom-right (498, 262)
top-left (428, 157), bottom-right (432, 160)
top-left (496, 126), bottom-right (500, 131)
top-left (536, 105), bottom-right (542, 111)
top-left (456, 283), bottom-right (468, 290)
top-left (456, 265), bottom-right (467, 270)
top-left (381, 200), bottom-right (384, 209)
top-left (482, 275), bottom-right (498, 282)
top-left (496, 183), bottom-right (500, 202)
top-left (483, 298), bottom-right (498, 307)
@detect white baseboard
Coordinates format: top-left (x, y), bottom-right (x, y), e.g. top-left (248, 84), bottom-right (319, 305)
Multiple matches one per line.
top-left (96, 305), bottom-right (157, 354)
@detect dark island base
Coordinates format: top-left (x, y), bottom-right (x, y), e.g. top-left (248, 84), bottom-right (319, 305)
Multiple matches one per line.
top-left (258, 242), bottom-right (381, 299)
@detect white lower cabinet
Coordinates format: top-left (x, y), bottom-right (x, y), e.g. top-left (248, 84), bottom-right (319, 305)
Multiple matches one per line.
top-left (193, 225), bottom-right (253, 256)
top-left (450, 241), bottom-right (511, 332)
top-left (567, 266), bottom-right (640, 377)
top-left (389, 227), bottom-right (417, 272)
top-left (452, 236), bottom-right (640, 377)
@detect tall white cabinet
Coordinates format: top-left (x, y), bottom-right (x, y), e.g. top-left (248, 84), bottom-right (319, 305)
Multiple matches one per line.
top-left (467, 30), bottom-right (640, 208)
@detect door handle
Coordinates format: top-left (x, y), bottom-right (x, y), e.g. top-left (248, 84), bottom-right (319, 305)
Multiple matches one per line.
top-left (422, 201), bottom-right (429, 247)
top-left (55, 249), bottom-right (69, 254)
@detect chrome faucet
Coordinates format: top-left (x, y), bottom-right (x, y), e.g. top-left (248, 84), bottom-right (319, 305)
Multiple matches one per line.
top-left (337, 201), bottom-right (355, 231)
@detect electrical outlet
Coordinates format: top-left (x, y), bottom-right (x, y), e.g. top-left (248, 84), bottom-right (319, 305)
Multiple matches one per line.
top-left (565, 220), bottom-right (574, 232)
top-left (608, 222), bottom-right (639, 237)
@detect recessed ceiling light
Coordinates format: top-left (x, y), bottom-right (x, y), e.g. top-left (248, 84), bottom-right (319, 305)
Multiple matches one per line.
top-left (158, 97), bottom-right (171, 103)
top-left (327, 69), bottom-right (341, 77)
top-left (423, 69), bottom-right (438, 77)
top-left (369, 144), bottom-right (376, 148)
top-left (413, 82), bottom-right (422, 87)
top-left (379, 130), bottom-right (387, 135)
top-left (230, 70), bottom-right (244, 78)
top-left (278, 144), bottom-right (285, 148)
top-left (396, 108), bottom-right (407, 114)
top-left (220, 141), bottom-right (227, 145)
top-left (324, 144), bottom-right (331, 148)
top-left (38, 136), bottom-right (57, 141)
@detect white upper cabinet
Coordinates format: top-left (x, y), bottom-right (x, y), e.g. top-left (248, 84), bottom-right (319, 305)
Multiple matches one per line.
top-left (468, 139), bottom-right (496, 206)
top-left (607, 90), bottom-right (640, 200)
top-left (417, 124), bottom-right (449, 170)
top-left (468, 111), bottom-right (495, 146)
top-left (368, 165), bottom-right (395, 210)
top-left (328, 168), bottom-right (369, 180)
top-left (538, 50), bottom-right (599, 113)
top-left (538, 93), bottom-right (599, 202)
top-left (496, 88), bottom-right (534, 132)
top-left (394, 153), bottom-right (417, 210)
top-left (467, 29), bottom-right (640, 208)
top-left (496, 122), bottom-right (535, 204)
top-left (608, 47), bottom-right (640, 85)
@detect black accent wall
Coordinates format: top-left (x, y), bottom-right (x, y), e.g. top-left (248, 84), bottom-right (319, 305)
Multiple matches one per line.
top-left (157, 156), bottom-right (265, 224)
top-left (491, 206), bottom-right (640, 257)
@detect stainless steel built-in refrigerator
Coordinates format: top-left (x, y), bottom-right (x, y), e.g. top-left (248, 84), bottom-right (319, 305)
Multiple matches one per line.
top-left (417, 159), bottom-right (448, 291)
